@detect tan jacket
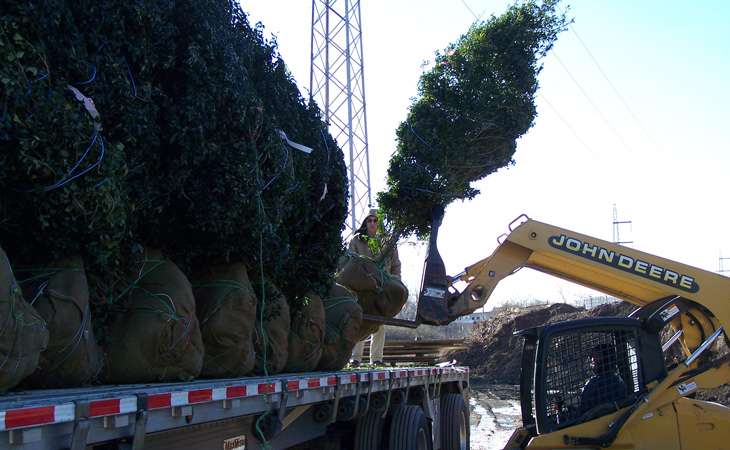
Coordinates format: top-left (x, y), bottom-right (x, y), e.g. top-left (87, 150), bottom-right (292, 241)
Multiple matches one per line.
top-left (347, 233), bottom-right (401, 278)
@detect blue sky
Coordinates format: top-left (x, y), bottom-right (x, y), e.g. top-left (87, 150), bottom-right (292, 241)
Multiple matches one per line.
top-left (244, 1), bottom-right (730, 308)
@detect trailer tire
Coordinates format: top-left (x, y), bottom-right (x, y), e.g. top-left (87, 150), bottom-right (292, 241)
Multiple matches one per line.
top-left (441, 394), bottom-right (469, 450)
top-left (356, 395), bottom-right (368, 418)
top-left (251, 412), bottom-right (282, 442)
top-left (370, 391), bottom-right (387, 411)
top-left (312, 402), bottom-right (333, 425)
top-left (354, 409), bottom-right (385, 450)
top-left (338, 397), bottom-right (356, 421)
top-left (391, 389), bottom-right (406, 407)
top-left (388, 405), bottom-right (432, 450)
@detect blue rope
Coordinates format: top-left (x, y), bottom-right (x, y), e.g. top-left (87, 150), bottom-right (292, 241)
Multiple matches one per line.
top-left (75, 65), bottom-right (97, 85)
top-left (260, 146), bottom-right (289, 193)
top-left (22, 132), bottom-right (105, 192)
top-left (24, 71), bottom-right (50, 95)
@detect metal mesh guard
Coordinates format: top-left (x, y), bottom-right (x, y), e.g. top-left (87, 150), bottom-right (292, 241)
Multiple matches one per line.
top-left (543, 329), bottom-right (641, 427)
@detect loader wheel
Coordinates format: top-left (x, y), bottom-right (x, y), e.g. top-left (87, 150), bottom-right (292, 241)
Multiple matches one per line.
top-left (441, 393), bottom-right (469, 450)
top-left (354, 409), bottom-right (385, 450)
top-left (388, 405), bottom-right (432, 450)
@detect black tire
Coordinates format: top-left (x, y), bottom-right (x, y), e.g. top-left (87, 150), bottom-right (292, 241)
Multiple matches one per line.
top-left (354, 409), bottom-right (386, 450)
top-left (441, 394), bottom-right (469, 450)
top-left (388, 405), bottom-right (432, 450)
top-left (251, 412), bottom-right (281, 442)
top-left (338, 397), bottom-right (356, 421)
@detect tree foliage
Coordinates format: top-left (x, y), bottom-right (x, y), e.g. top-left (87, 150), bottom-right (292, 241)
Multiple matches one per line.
top-left (377, 0), bottom-right (570, 239)
top-left (0, 0), bottom-right (348, 302)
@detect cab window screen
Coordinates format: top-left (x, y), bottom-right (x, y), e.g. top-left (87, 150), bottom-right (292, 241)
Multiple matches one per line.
top-left (541, 329), bottom-right (641, 431)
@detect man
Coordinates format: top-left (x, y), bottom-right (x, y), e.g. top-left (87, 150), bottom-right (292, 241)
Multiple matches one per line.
top-left (580, 343), bottom-right (626, 412)
top-left (348, 209), bottom-right (401, 367)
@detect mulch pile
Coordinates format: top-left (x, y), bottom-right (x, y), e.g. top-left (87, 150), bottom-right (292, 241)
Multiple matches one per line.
top-left (451, 301), bottom-right (730, 406)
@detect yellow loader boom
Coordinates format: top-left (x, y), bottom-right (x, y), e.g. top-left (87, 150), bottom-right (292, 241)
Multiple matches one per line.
top-left (414, 209), bottom-right (730, 449)
top-left (442, 215), bottom-right (728, 356)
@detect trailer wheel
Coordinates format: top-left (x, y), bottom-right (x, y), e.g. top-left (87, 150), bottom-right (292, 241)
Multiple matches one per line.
top-left (355, 395), bottom-right (368, 418)
top-left (441, 394), bottom-right (469, 450)
top-left (370, 391), bottom-right (387, 411)
top-left (251, 412), bottom-right (282, 442)
top-left (354, 409), bottom-right (385, 450)
top-left (312, 402), bottom-right (333, 425)
top-left (388, 405), bottom-right (432, 450)
top-left (391, 388), bottom-right (406, 407)
top-left (338, 397), bottom-right (356, 421)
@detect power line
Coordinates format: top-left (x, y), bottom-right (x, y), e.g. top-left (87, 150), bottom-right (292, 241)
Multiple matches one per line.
top-left (565, 16), bottom-right (674, 168)
top-left (538, 91), bottom-right (616, 178)
top-left (459, 1), bottom-right (656, 181)
top-left (550, 50), bottom-right (652, 175)
top-left (459, 0), bottom-right (479, 20)
top-left (459, 0), bottom-right (487, 22)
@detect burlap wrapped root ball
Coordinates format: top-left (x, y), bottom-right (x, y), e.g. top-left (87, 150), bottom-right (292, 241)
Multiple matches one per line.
top-left (317, 284), bottom-right (363, 371)
top-left (251, 280), bottom-right (290, 376)
top-left (19, 257), bottom-right (102, 389)
top-left (336, 253), bottom-right (408, 341)
top-left (0, 247), bottom-right (49, 392)
top-left (192, 262), bottom-right (257, 378)
top-left (285, 293), bottom-right (325, 373)
top-left (100, 249), bottom-right (204, 384)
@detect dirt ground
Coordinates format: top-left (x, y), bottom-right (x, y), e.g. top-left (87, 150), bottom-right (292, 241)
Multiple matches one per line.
top-left (468, 379), bottom-right (521, 449)
top-left (458, 301), bottom-right (730, 448)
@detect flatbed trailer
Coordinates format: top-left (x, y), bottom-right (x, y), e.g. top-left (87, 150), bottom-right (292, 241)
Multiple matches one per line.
top-left (0, 366), bottom-right (470, 450)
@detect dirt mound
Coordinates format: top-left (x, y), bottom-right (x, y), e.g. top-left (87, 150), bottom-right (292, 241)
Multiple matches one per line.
top-left (452, 301), bottom-right (730, 406)
top-left (453, 303), bottom-right (584, 384)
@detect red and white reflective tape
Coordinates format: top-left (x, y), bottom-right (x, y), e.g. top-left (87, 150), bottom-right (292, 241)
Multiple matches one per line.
top-left (391, 370), bottom-right (409, 379)
top-left (0, 381), bottom-right (280, 431)
top-left (0, 404), bottom-right (74, 430)
top-left (146, 382), bottom-right (281, 410)
top-left (0, 369), bottom-right (469, 431)
top-left (89, 397), bottom-right (138, 417)
top-left (286, 376), bottom-right (337, 391)
top-left (371, 371), bottom-right (388, 381)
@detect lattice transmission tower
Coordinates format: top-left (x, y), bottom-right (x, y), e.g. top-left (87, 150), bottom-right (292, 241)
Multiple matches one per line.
top-left (718, 249), bottom-right (730, 275)
top-left (612, 204), bottom-right (633, 247)
top-left (310, 0), bottom-right (370, 237)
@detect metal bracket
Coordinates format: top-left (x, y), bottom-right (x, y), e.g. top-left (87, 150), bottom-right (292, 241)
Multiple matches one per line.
top-left (70, 400), bottom-right (90, 450)
top-left (427, 369), bottom-right (435, 399)
top-left (278, 382), bottom-right (289, 423)
top-left (352, 375), bottom-right (363, 418)
top-left (346, 372), bottom-right (373, 420)
top-left (132, 393), bottom-right (149, 450)
top-left (435, 370), bottom-right (444, 398)
top-left (381, 371), bottom-right (395, 419)
top-left (330, 377), bottom-right (342, 424)
top-left (428, 369), bottom-right (443, 399)
top-left (405, 371), bottom-right (412, 400)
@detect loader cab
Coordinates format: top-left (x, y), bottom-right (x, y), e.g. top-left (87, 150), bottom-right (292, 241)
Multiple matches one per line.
top-left (516, 317), bottom-right (667, 436)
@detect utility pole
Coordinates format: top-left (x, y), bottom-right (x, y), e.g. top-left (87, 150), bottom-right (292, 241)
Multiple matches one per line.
top-left (310, 0), bottom-right (370, 237)
top-left (612, 204), bottom-right (633, 247)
